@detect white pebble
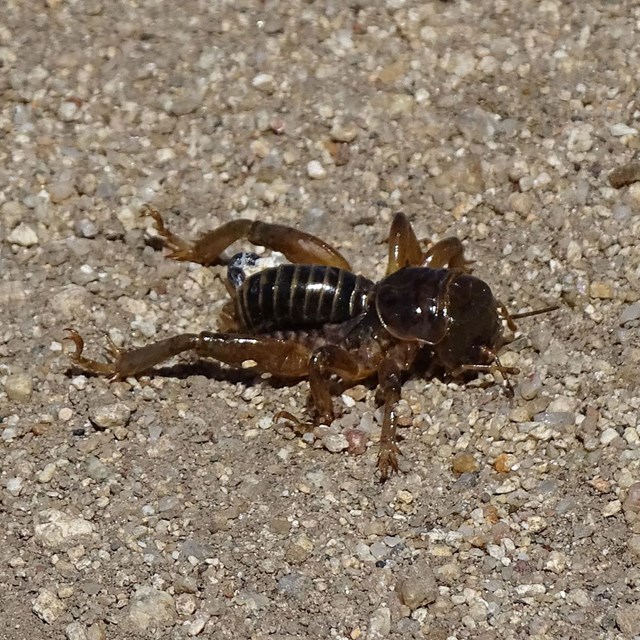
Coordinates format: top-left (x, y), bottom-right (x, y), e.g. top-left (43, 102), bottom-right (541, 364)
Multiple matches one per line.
top-left (602, 500), bottom-right (621, 517)
top-left (610, 123), bottom-right (638, 137)
top-left (58, 407), bottom-right (73, 421)
top-left (33, 589), bottom-right (67, 623)
top-left (156, 147), bottom-right (175, 163)
top-left (252, 73), bottom-right (276, 94)
top-left (4, 373), bottom-right (33, 401)
top-left (58, 100), bottom-right (80, 122)
top-left (545, 550), bottom-right (567, 574)
top-left (6, 477), bottom-right (24, 496)
top-left (8, 223), bottom-right (38, 247)
top-left (307, 160), bottom-right (327, 179)
top-left (600, 427), bottom-right (619, 445)
top-left (322, 433), bottom-right (349, 453)
top-left (38, 463), bottom-right (57, 483)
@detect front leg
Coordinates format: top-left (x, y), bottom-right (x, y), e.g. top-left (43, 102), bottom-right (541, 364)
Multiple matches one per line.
top-left (308, 345), bottom-right (375, 425)
top-left (376, 343), bottom-right (420, 481)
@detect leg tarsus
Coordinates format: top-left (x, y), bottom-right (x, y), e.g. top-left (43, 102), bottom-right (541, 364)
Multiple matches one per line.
top-left (377, 440), bottom-right (402, 481)
top-left (66, 329), bottom-right (202, 380)
top-left (65, 329), bottom-right (120, 378)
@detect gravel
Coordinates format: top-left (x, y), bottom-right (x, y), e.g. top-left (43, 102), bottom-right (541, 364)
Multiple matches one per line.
top-left (2, 1), bottom-right (640, 639)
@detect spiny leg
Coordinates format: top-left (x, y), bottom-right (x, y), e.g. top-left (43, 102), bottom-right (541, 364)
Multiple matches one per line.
top-left (143, 204), bottom-right (351, 269)
top-left (66, 329), bottom-right (313, 380)
top-left (376, 343), bottom-right (420, 481)
top-left (308, 345), bottom-right (375, 425)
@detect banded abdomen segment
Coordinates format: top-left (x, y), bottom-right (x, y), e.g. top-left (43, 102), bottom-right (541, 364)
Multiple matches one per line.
top-left (235, 265), bottom-right (373, 333)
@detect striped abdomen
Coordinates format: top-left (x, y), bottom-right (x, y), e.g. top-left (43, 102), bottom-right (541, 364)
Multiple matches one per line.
top-left (235, 265), bottom-right (373, 333)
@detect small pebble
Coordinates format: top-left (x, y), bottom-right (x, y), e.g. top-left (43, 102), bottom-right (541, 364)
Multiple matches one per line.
top-left (34, 509), bottom-right (94, 547)
top-left (58, 100), bottom-right (80, 121)
top-left (66, 622), bottom-right (88, 640)
top-left (8, 223), bottom-right (39, 247)
top-left (322, 433), bottom-right (349, 453)
top-left (367, 606), bottom-right (391, 639)
top-left (494, 453), bottom-right (516, 473)
top-left (33, 589), bottom-right (66, 623)
top-left (609, 123), bottom-right (637, 137)
top-left (396, 564), bottom-right (438, 609)
top-left (128, 586), bottom-right (176, 631)
top-left (89, 403), bottom-right (131, 429)
top-left (74, 219), bottom-right (99, 238)
top-left (87, 624), bottom-right (106, 640)
top-left (58, 407), bottom-right (73, 421)
top-left (616, 604), bottom-right (640, 636)
top-left (452, 452), bottom-right (478, 474)
top-left (187, 616), bottom-right (208, 636)
top-left (623, 483), bottom-right (640, 515)
top-left (38, 463), bottom-right (57, 483)
top-left (620, 302), bottom-right (640, 324)
top-left (6, 477), bottom-right (24, 496)
top-left (49, 181), bottom-right (76, 203)
top-left (307, 160), bottom-right (327, 179)
top-left (589, 282), bottom-right (613, 299)
top-left (252, 73), bottom-right (276, 94)
top-left (330, 121), bottom-right (358, 142)
top-left (609, 162), bottom-right (640, 188)
top-left (175, 593), bottom-right (198, 616)
top-left (519, 373), bottom-right (541, 400)
top-left (600, 427), bottom-right (619, 446)
top-left (345, 428), bottom-right (367, 455)
top-left (629, 535), bottom-right (640, 558)
top-left (545, 550), bottom-right (567, 574)
top-left (602, 500), bottom-right (621, 517)
top-left (4, 373), bottom-right (33, 402)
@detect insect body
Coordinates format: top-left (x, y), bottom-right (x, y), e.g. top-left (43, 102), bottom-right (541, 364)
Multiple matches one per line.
top-left (67, 206), bottom-right (556, 480)
top-left (232, 261), bottom-right (373, 332)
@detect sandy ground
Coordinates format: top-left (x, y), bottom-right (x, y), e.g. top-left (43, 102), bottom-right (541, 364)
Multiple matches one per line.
top-left (2, 1), bottom-right (640, 639)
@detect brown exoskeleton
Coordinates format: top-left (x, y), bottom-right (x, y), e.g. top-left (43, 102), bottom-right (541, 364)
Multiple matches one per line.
top-left (67, 206), bottom-right (556, 480)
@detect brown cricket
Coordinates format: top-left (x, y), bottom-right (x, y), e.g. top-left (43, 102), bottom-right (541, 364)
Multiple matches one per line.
top-left (67, 206), bottom-right (556, 480)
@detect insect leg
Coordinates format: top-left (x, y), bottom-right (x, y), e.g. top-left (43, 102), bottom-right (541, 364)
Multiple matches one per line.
top-left (386, 212), bottom-right (424, 274)
top-left (421, 237), bottom-right (473, 272)
top-left (66, 329), bottom-right (313, 380)
top-left (386, 212), bottom-right (472, 274)
top-left (308, 346), bottom-right (374, 425)
top-left (376, 342), bottom-right (421, 481)
top-left (66, 329), bottom-right (202, 380)
top-left (376, 358), bottom-right (404, 481)
top-left (143, 204), bottom-right (351, 269)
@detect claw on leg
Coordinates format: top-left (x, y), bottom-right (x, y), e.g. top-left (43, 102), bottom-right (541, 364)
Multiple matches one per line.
top-left (377, 440), bottom-right (402, 482)
top-left (64, 329), bottom-right (119, 378)
top-left (141, 204), bottom-right (195, 261)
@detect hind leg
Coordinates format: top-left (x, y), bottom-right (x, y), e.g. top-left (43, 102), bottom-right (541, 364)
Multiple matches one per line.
top-left (143, 204), bottom-right (351, 270)
top-left (66, 329), bottom-right (313, 380)
top-left (386, 212), bottom-right (472, 274)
